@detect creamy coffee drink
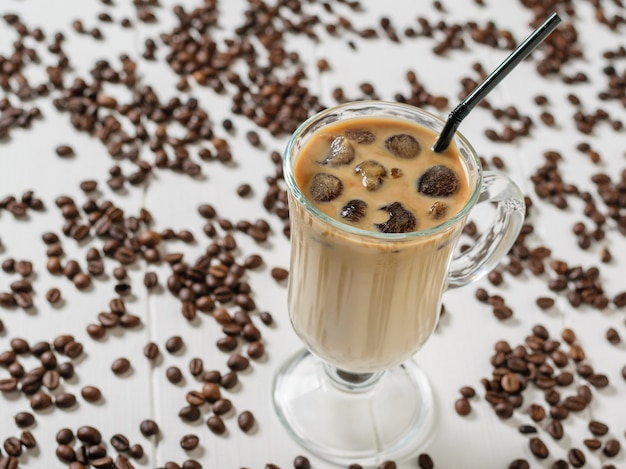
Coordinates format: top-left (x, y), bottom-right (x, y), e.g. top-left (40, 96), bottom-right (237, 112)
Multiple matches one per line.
top-left (288, 115), bottom-right (472, 373)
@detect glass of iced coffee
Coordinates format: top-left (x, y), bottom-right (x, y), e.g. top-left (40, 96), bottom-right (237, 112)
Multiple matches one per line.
top-left (273, 101), bottom-right (525, 466)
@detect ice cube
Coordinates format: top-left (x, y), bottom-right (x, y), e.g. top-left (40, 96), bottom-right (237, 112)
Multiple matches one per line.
top-left (309, 173), bottom-right (344, 202)
top-left (384, 134), bottom-right (421, 159)
top-left (319, 137), bottom-right (355, 166)
top-left (340, 199), bottom-right (368, 222)
top-left (374, 202), bottom-right (417, 233)
top-left (417, 165), bottom-right (459, 197)
top-left (345, 128), bottom-right (376, 144)
top-left (355, 160), bottom-right (387, 191)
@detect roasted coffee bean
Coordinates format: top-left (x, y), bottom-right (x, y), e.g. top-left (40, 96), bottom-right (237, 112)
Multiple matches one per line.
top-left (207, 415), bottom-right (226, 435)
top-left (212, 398), bottom-right (232, 415)
top-left (81, 386), bottom-right (102, 403)
top-left (166, 367), bottom-right (183, 384)
top-left (417, 453), bottom-right (434, 469)
top-left (547, 419), bottom-right (564, 440)
top-left (59, 361), bottom-right (75, 379)
top-left (377, 462), bottom-right (396, 469)
top-left (46, 287), bottom-right (62, 304)
top-left (111, 358), bottom-right (131, 375)
top-left (220, 371), bottom-right (239, 389)
top-left (587, 373), bottom-right (609, 388)
top-left (529, 437), bottom-right (549, 459)
top-left (227, 353), bottom-right (249, 371)
top-left (77, 426), bottom-right (101, 445)
top-left (606, 328), bottom-right (621, 344)
top-left (179, 405), bottom-right (201, 422)
top-left (603, 439), bottom-right (621, 457)
top-left (589, 420), bottom-right (608, 435)
top-left (20, 430), bottom-right (36, 449)
top-left (200, 382), bottom-right (220, 403)
top-left (182, 461), bottom-right (202, 469)
top-left (188, 358), bottom-right (203, 377)
top-left (55, 392), bottom-right (77, 408)
top-left (270, 267), bottom-right (288, 281)
top-left (110, 434), bottom-right (130, 452)
top-left (584, 438), bottom-right (602, 450)
top-left (237, 410), bottom-right (255, 432)
top-left (30, 391), bottom-right (52, 410)
top-left (180, 434), bottom-right (199, 451)
top-left (508, 460), bottom-right (529, 469)
top-left (92, 457), bottom-right (114, 468)
top-left (165, 336), bottom-right (184, 353)
top-left (139, 419), bottom-right (159, 438)
top-left (87, 324), bottom-right (106, 339)
top-left (15, 411), bottom-right (35, 428)
top-left (144, 342), bottom-right (159, 360)
top-left (56, 428), bottom-right (74, 445)
top-left (3, 437), bottom-right (22, 457)
top-left (568, 448), bottom-right (585, 467)
top-left (56, 444), bottom-right (76, 462)
top-left (455, 398), bottom-right (472, 416)
top-left (518, 425), bottom-right (537, 434)
top-left (128, 444), bottom-right (144, 459)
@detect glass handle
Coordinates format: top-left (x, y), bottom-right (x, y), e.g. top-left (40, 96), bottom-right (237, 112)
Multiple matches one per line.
top-left (447, 170), bottom-right (525, 289)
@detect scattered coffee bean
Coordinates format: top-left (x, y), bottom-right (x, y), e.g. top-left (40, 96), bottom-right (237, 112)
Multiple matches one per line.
top-left (529, 437), bottom-right (549, 459)
top-left (165, 336), bottom-right (184, 354)
top-left (207, 415), bottom-right (226, 435)
top-left (180, 434), bottom-right (199, 451)
top-left (81, 386), bottom-right (102, 403)
top-left (111, 358), bottom-right (131, 375)
top-left (166, 367), bottom-right (183, 384)
top-left (15, 411), bottom-right (35, 428)
top-left (139, 419), bottom-right (159, 437)
top-left (237, 410), bottom-right (255, 432)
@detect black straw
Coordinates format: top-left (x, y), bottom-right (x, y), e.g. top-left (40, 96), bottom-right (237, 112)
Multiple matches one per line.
top-left (432, 12), bottom-right (562, 153)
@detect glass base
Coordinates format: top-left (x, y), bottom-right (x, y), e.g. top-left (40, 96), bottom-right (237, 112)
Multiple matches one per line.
top-left (273, 349), bottom-right (436, 467)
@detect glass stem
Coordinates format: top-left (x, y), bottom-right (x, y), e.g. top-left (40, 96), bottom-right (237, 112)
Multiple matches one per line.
top-left (323, 363), bottom-right (386, 393)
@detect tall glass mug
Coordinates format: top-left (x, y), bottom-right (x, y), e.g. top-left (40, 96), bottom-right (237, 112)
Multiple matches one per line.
top-left (273, 101), bottom-right (525, 466)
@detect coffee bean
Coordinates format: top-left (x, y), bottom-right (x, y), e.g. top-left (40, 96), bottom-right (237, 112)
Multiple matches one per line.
top-left (92, 457), bottom-right (114, 468)
top-left (77, 426), bottom-right (101, 445)
top-left (111, 358), bottom-right (131, 375)
top-left (606, 327), bottom-right (621, 344)
top-left (247, 341), bottom-right (265, 359)
top-left (179, 405), bottom-right (201, 422)
top-left (454, 397), bottom-right (471, 416)
top-left (20, 430), bottom-right (36, 449)
top-left (15, 411), bottom-right (35, 428)
top-left (584, 438), bottom-right (602, 450)
top-left (547, 420), bottom-right (564, 440)
top-left (30, 390), bottom-right (52, 410)
top-left (508, 460), bottom-right (529, 469)
top-left (139, 419), bottom-right (159, 438)
top-left (143, 342), bottom-right (159, 360)
top-left (166, 367), bottom-right (183, 384)
top-left (270, 267), bottom-right (288, 281)
top-left (227, 353), bottom-right (249, 371)
top-left (587, 373), bottom-right (609, 388)
top-left (518, 425), bottom-right (537, 434)
top-left (207, 415), bottom-right (226, 435)
top-left (87, 324), bottom-right (106, 339)
top-left (186, 390), bottom-right (205, 407)
top-left (165, 336), bottom-right (184, 353)
top-left (294, 455), bottom-right (311, 469)
top-left (115, 455), bottom-right (134, 469)
top-left (417, 453), bottom-right (434, 469)
top-left (180, 434), bottom-right (199, 451)
top-left (237, 411), bottom-right (255, 432)
top-left (212, 398), bottom-right (232, 415)
top-left (55, 392), bottom-right (77, 408)
top-left (46, 287), bottom-right (62, 304)
top-left (529, 437), bottom-right (549, 459)
top-left (182, 460), bottom-right (202, 469)
top-left (110, 433), bottom-right (130, 452)
top-left (377, 462), bottom-right (396, 469)
top-left (81, 386), bottom-right (102, 403)
top-left (128, 444), bottom-right (144, 459)
top-left (144, 272), bottom-right (158, 288)
top-left (201, 382), bottom-right (221, 402)
top-left (56, 428), bottom-right (74, 445)
top-left (3, 437), bottom-right (22, 457)
top-left (603, 439), bottom-right (621, 457)
top-left (589, 420), bottom-right (608, 435)
top-left (56, 444), bottom-right (76, 462)
top-left (568, 448), bottom-right (585, 467)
